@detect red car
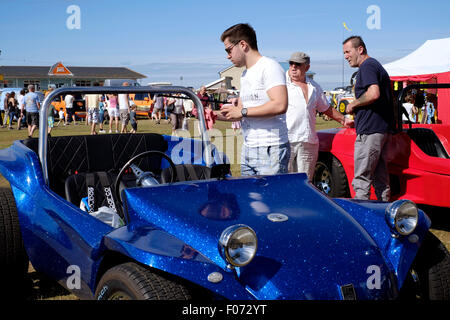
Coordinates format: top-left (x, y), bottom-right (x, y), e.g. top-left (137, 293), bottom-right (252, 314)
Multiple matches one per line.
top-left (314, 84), bottom-right (450, 209)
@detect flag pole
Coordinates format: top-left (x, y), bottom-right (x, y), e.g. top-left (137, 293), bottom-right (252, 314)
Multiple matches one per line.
top-left (342, 22), bottom-right (352, 87)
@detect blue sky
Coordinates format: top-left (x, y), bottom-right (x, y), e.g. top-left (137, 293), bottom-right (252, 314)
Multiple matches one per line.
top-left (1, 0), bottom-right (450, 90)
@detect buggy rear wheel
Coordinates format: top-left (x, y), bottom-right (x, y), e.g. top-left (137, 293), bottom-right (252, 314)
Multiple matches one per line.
top-left (95, 262), bottom-right (192, 300)
top-left (0, 187), bottom-right (29, 282)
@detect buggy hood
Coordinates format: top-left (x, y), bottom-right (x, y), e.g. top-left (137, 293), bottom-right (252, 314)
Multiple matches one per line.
top-left (122, 173), bottom-right (395, 299)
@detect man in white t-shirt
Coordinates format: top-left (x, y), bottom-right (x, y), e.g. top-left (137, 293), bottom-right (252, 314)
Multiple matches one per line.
top-left (220, 23), bottom-right (290, 176)
top-left (118, 82), bottom-right (130, 133)
top-left (17, 89), bottom-right (26, 130)
top-left (285, 52), bottom-right (352, 181)
top-left (64, 94), bottom-right (76, 125)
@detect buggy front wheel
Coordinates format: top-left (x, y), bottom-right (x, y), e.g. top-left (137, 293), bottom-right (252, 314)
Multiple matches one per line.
top-left (400, 233), bottom-right (450, 300)
top-left (95, 262), bottom-right (192, 300)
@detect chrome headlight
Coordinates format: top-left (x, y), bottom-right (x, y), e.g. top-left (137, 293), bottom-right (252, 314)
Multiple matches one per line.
top-left (219, 225), bottom-right (257, 267)
top-left (385, 200), bottom-right (419, 236)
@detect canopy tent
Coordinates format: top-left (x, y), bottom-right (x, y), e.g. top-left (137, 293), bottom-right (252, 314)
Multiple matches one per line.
top-left (383, 37), bottom-right (450, 124)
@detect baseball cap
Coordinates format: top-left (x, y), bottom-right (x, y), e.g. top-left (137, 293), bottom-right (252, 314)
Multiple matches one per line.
top-left (288, 52), bottom-right (310, 64)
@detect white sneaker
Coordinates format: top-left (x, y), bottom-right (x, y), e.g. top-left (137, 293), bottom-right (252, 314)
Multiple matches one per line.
top-left (109, 130), bottom-right (112, 133)
top-left (99, 129), bottom-right (106, 133)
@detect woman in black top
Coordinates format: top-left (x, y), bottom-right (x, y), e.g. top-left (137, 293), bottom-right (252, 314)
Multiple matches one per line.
top-left (7, 92), bottom-right (18, 130)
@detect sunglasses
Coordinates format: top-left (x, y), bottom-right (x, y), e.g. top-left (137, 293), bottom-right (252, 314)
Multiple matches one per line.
top-left (289, 61), bottom-right (303, 67)
top-left (225, 41), bottom-right (240, 54)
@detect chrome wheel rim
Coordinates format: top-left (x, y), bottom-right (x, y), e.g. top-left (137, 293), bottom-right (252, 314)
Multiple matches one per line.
top-left (314, 163), bottom-right (332, 194)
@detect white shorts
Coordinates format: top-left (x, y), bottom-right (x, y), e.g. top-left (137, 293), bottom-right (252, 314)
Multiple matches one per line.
top-left (108, 108), bottom-right (119, 118)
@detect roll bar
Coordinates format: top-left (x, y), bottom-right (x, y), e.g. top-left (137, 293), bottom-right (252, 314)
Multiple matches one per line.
top-left (38, 86), bottom-right (212, 186)
top-left (396, 83), bottom-right (450, 132)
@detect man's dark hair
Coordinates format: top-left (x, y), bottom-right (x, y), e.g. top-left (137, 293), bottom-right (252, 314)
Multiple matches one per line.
top-left (343, 35), bottom-right (367, 55)
top-left (220, 23), bottom-right (258, 51)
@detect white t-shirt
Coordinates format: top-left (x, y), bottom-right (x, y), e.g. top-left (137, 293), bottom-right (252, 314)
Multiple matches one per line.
top-left (286, 72), bottom-right (329, 144)
top-left (64, 94), bottom-right (74, 108)
top-left (118, 94), bottom-right (130, 110)
top-left (240, 56), bottom-right (288, 147)
top-left (85, 94), bottom-right (101, 109)
top-left (184, 99), bottom-right (194, 112)
top-left (18, 94), bottom-right (25, 109)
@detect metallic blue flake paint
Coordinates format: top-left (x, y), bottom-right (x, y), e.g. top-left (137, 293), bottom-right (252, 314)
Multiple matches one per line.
top-left (0, 138), bottom-right (430, 300)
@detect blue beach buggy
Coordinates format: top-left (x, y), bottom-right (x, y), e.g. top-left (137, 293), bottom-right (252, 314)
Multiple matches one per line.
top-left (0, 86), bottom-right (449, 300)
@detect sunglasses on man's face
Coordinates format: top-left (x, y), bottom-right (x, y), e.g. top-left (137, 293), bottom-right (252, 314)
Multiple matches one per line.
top-left (289, 61), bottom-right (303, 67)
top-left (225, 41), bottom-right (241, 54)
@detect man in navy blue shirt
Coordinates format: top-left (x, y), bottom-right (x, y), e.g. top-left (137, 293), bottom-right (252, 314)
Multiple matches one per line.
top-left (343, 36), bottom-right (394, 201)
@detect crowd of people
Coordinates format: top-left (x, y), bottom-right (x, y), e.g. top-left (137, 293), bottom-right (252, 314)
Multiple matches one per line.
top-left (0, 24), bottom-right (428, 204)
top-left (0, 82), bottom-right (204, 137)
top-left (0, 85), bottom-right (42, 138)
top-left (402, 90), bottom-right (437, 124)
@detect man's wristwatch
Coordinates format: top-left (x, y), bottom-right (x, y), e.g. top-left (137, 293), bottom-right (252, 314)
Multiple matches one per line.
top-left (241, 107), bottom-right (248, 117)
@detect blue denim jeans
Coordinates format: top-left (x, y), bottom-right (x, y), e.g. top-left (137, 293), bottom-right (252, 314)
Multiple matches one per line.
top-left (241, 142), bottom-right (290, 176)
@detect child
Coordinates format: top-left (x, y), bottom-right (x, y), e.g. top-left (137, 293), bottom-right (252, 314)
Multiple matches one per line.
top-left (48, 103), bottom-right (56, 136)
top-left (130, 104), bottom-right (138, 133)
top-left (98, 97), bottom-right (106, 133)
top-left (56, 108), bottom-right (65, 126)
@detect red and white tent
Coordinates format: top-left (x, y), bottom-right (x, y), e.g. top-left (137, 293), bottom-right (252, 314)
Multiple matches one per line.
top-left (383, 37), bottom-right (450, 124)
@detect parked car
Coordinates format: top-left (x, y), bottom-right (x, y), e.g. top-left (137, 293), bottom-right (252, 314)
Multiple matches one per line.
top-left (0, 86), bottom-right (449, 300)
top-left (315, 83), bottom-right (450, 210)
top-left (329, 86), bottom-right (354, 115)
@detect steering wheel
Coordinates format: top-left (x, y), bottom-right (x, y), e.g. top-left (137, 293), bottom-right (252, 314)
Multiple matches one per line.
top-left (114, 150), bottom-right (177, 206)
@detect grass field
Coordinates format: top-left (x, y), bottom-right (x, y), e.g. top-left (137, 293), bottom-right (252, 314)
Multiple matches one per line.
top-left (1, 116), bottom-right (449, 300)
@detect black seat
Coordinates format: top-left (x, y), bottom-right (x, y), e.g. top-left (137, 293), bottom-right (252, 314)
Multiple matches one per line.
top-left (406, 128), bottom-right (450, 159)
top-left (160, 164), bottom-right (212, 183)
top-left (22, 133), bottom-right (168, 197)
top-left (65, 171), bottom-right (125, 218)
top-left (160, 163), bottom-right (231, 183)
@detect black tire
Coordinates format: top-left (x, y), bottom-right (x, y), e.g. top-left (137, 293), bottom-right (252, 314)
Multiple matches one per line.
top-left (400, 233), bottom-right (450, 300)
top-left (0, 187), bottom-right (29, 279)
top-left (313, 155), bottom-right (350, 198)
top-left (95, 262), bottom-right (192, 300)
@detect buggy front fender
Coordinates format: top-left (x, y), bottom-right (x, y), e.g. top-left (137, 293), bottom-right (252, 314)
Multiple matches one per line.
top-left (332, 198), bottom-right (431, 289)
top-left (101, 225), bottom-right (255, 300)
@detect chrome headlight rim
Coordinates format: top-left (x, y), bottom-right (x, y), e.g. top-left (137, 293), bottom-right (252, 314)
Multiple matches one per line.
top-left (219, 224), bottom-right (258, 267)
top-left (385, 200), bottom-right (419, 236)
